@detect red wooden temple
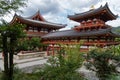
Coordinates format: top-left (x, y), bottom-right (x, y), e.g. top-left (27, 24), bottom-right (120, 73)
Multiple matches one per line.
top-left (10, 10), bottom-right (66, 39)
top-left (42, 3), bottom-right (120, 55)
top-left (10, 3), bottom-right (120, 55)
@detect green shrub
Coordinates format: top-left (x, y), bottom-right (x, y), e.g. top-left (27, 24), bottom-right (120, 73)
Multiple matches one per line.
top-left (0, 44), bottom-right (86, 80)
top-left (33, 44), bottom-right (86, 80)
top-left (84, 48), bottom-right (120, 80)
top-left (107, 74), bottom-right (120, 80)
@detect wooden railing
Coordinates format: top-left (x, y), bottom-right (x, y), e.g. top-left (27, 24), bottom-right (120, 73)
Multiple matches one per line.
top-left (74, 23), bottom-right (105, 30)
top-left (43, 41), bottom-right (120, 46)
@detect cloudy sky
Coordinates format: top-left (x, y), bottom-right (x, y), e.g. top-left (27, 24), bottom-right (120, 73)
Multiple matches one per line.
top-left (4, 0), bottom-right (120, 30)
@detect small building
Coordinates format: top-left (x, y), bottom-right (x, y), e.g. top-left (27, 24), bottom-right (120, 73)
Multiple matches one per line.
top-left (42, 3), bottom-right (120, 54)
top-left (10, 11), bottom-right (66, 39)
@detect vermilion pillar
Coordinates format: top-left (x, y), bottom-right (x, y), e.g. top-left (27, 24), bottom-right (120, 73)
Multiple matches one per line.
top-left (52, 44), bottom-right (55, 56)
top-left (47, 46), bottom-right (49, 56)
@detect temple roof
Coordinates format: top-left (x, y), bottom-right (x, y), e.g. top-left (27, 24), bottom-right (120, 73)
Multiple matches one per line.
top-left (68, 3), bottom-right (118, 22)
top-left (42, 27), bottom-right (120, 39)
top-left (26, 10), bottom-right (46, 21)
top-left (10, 13), bottom-right (66, 29)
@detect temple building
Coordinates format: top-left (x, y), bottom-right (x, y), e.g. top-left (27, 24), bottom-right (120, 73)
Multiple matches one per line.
top-left (42, 3), bottom-right (120, 54)
top-left (10, 3), bottom-right (120, 55)
top-left (10, 11), bottom-right (66, 39)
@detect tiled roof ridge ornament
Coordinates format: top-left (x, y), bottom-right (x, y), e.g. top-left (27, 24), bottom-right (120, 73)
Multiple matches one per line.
top-left (90, 5), bottom-right (95, 10)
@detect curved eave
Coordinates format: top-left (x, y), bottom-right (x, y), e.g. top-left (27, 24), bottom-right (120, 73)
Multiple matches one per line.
top-left (10, 14), bottom-right (66, 29)
top-left (9, 13), bottom-right (18, 24)
top-left (108, 31), bottom-right (120, 37)
top-left (27, 34), bottom-right (45, 37)
top-left (104, 3), bottom-right (118, 20)
top-left (42, 28), bottom-right (120, 40)
top-left (68, 3), bottom-right (117, 22)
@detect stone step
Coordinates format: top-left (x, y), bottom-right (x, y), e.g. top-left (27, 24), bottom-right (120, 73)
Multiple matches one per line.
top-left (14, 51), bottom-right (47, 60)
top-left (14, 57), bottom-right (46, 64)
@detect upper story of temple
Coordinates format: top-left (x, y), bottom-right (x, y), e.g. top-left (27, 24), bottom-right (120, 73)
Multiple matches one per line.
top-left (68, 3), bottom-right (118, 31)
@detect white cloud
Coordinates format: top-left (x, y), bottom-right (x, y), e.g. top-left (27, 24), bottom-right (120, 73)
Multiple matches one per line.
top-left (1, 0), bottom-right (120, 28)
top-left (107, 18), bottom-right (120, 27)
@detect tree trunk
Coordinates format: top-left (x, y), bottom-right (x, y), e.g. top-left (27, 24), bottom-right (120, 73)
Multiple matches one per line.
top-left (9, 38), bottom-right (15, 80)
top-left (2, 36), bottom-right (9, 79)
top-left (9, 53), bottom-right (13, 80)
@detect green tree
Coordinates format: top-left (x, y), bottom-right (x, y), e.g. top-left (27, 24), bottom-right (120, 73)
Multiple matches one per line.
top-left (84, 48), bottom-right (120, 80)
top-left (16, 39), bottom-right (29, 51)
top-left (29, 37), bottom-right (42, 51)
top-left (0, 0), bottom-right (26, 80)
top-left (0, 0), bottom-right (26, 16)
top-left (17, 37), bottom-right (42, 51)
top-left (35, 44), bottom-right (85, 80)
top-left (0, 23), bottom-right (26, 80)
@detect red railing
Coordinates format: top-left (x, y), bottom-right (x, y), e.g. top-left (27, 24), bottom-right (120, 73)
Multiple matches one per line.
top-left (74, 23), bottom-right (105, 30)
top-left (43, 41), bottom-right (120, 46)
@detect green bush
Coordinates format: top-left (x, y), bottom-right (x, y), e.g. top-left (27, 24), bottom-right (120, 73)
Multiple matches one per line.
top-left (0, 67), bottom-right (41, 80)
top-left (16, 37), bottom-right (43, 52)
top-left (107, 74), bottom-right (120, 80)
top-left (84, 48), bottom-right (120, 80)
top-left (0, 44), bottom-right (86, 80)
top-left (33, 44), bottom-right (86, 80)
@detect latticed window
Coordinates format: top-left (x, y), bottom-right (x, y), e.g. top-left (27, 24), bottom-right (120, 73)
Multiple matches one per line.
top-left (29, 26), bottom-right (33, 32)
top-left (33, 27), bottom-right (38, 32)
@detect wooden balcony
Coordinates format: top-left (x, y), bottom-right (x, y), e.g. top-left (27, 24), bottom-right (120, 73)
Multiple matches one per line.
top-left (84, 41), bottom-right (120, 46)
top-left (43, 40), bottom-right (120, 46)
top-left (43, 41), bottom-right (79, 45)
top-left (74, 23), bottom-right (105, 30)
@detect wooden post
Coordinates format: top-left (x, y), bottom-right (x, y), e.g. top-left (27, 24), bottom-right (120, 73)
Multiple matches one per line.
top-left (47, 46), bottom-right (49, 56)
top-left (52, 44), bottom-right (55, 56)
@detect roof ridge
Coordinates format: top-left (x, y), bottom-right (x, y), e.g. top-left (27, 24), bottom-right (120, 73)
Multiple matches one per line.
top-left (68, 4), bottom-right (103, 17)
top-left (25, 10), bottom-right (46, 21)
top-left (25, 18), bottom-right (66, 27)
top-left (68, 3), bottom-right (117, 22)
top-left (42, 27), bottom-right (116, 39)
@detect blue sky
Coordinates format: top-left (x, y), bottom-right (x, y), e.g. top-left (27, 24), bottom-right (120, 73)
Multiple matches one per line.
top-left (3, 0), bottom-right (120, 30)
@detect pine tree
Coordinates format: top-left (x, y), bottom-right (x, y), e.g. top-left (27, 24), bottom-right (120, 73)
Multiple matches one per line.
top-left (0, 0), bottom-right (26, 80)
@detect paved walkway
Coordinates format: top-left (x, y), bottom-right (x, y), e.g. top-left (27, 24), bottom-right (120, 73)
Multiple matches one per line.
top-left (78, 66), bottom-right (99, 80)
top-left (0, 53), bottom-right (2, 60)
top-left (0, 56), bottom-right (47, 70)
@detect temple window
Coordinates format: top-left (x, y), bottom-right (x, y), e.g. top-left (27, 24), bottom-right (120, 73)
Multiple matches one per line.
top-left (81, 24), bottom-right (84, 26)
top-left (29, 26), bottom-right (33, 32)
top-left (44, 28), bottom-right (48, 33)
top-left (81, 21), bottom-right (86, 26)
top-left (87, 20), bottom-right (92, 25)
top-left (48, 29), bottom-right (51, 32)
top-left (40, 28), bottom-right (48, 33)
top-left (52, 29), bottom-right (56, 32)
top-left (41, 28), bottom-right (44, 32)
top-left (38, 28), bottom-right (41, 32)
top-left (93, 21), bottom-right (96, 24)
top-left (93, 18), bottom-right (97, 24)
top-left (25, 26), bottom-right (29, 31)
top-left (33, 27), bottom-right (38, 32)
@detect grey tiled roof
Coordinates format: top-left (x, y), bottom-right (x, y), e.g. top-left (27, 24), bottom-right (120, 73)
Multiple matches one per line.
top-left (26, 10), bottom-right (46, 21)
top-left (25, 19), bottom-right (66, 28)
top-left (68, 3), bottom-right (117, 22)
top-left (10, 14), bottom-right (66, 29)
top-left (42, 28), bottom-right (120, 39)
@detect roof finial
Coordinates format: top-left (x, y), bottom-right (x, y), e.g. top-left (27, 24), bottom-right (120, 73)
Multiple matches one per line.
top-left (90, 5), bottom-right (95, 10)
top-left (37, 8), bottom-right (40, 13)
